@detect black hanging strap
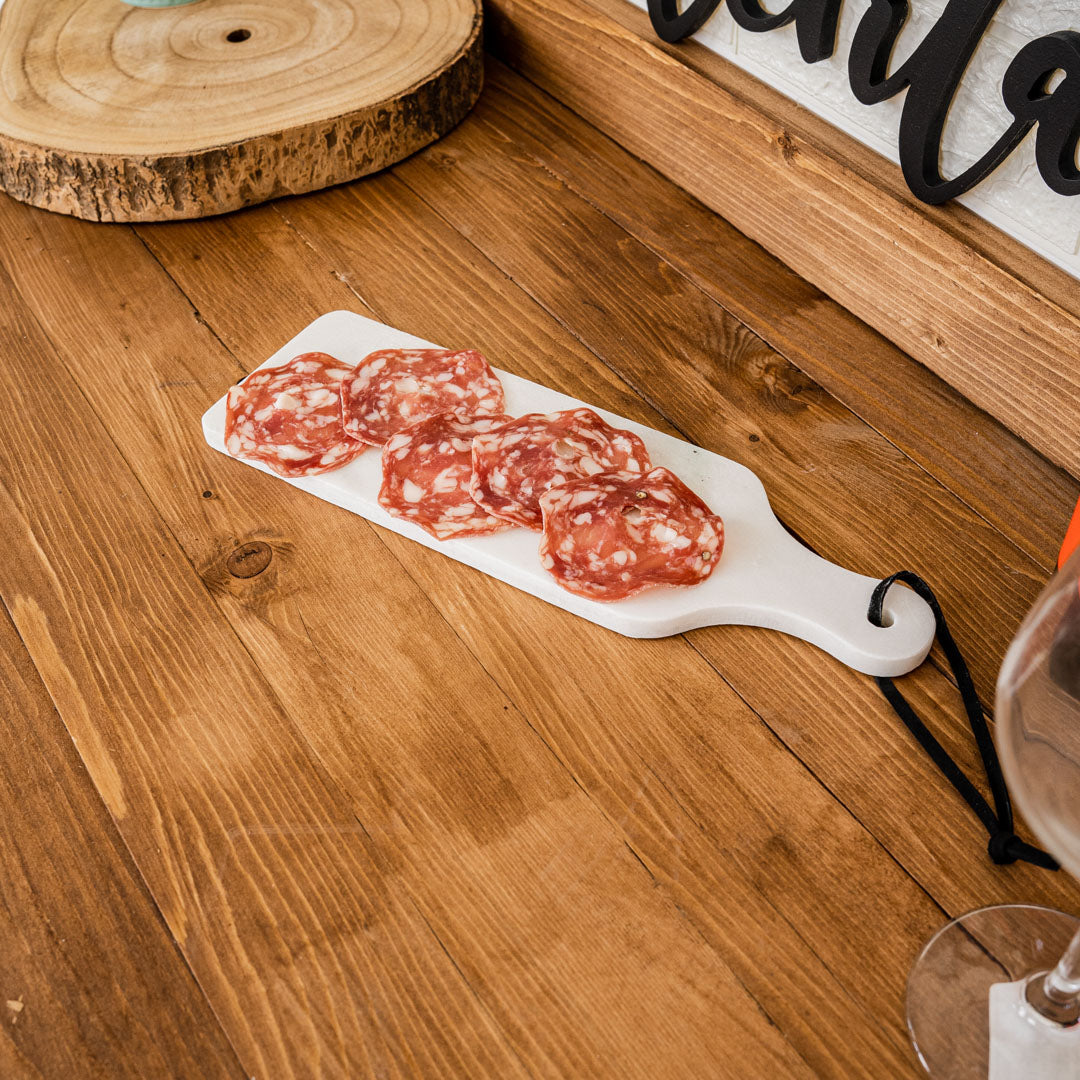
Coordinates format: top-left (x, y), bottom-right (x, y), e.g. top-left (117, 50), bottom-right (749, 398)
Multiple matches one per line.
top-left (869, 571), bottom-right (1058, 871)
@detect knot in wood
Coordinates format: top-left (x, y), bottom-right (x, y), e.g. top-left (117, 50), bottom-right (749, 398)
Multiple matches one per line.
top-left (226, 541), bottom-right (272, 579)
top-left (776, 132), bottom-right (798, 163)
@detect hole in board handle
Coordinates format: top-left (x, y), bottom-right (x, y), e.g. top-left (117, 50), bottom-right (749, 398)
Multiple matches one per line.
top-left (226, 28), bottom-right (251, 43)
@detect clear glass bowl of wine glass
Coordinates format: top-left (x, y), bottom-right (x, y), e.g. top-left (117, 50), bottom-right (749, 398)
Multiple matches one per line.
top-left (906, 544), bottom-right (1080, 1078)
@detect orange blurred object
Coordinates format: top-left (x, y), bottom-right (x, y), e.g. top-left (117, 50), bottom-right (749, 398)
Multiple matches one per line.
top-left (1059, 496), bottom-right (1080, 570)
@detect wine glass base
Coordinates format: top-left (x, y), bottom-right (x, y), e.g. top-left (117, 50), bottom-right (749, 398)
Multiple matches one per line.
top-left (907, 904), bottom-right (1080, 1079)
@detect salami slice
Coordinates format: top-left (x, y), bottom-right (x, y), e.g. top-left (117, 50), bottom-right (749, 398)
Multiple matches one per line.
top-left (470, 408), bottom-right (651, 530)
top-left (342, 348), bottom-right (505, 446)
top-left (225, 352), bottom-right (366, 478)
top-left (538, 467), bottom-right (724, 601)
top-left (380, 412), bottom-right (515, 540)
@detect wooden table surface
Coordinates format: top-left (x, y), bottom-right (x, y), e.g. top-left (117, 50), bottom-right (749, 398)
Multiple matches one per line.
top-left (3, 59), bottom-right (1079, 1080)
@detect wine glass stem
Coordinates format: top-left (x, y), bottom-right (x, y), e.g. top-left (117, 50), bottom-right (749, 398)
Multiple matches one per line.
top-left (1028, 926), bottom-right (1080, 1024)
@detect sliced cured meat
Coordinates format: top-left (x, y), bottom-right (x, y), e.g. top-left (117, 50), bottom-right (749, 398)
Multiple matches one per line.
top-left (342, 348), bottom-right (505, 446)
top-left (538, 467), bottom-right (724, 602)
top-left (380, 412), bottom-right (515, 540)
top-left (470, 408), bottom-right (651, 530)
top-left (225, 352), bottom-right (366, 478)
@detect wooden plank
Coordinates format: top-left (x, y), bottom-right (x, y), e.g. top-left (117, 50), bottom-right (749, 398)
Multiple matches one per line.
top-left (2, 187), bottom-right (929, 1072)
top-left (129, 173), bottom-right (1072, 1068)
top-left (388, 107), bottom-right (1047, 708)
top-left (477, 61), bottom-right (1079, 573)
top-left (483, 0), bottom-right (1080, 477)
top-left (635, 11), bottom-right (1080, 335)
top-left (0, 206), bottom-right (818, 1078)
top-left (133, 198), bottom-right (932, 1075)
top-left (0, 264), bottom-right (537, 1079)
top-left (269, 159), bottom-right (1080, 912)
top-left (0, 606), bottom-right (244, 1080)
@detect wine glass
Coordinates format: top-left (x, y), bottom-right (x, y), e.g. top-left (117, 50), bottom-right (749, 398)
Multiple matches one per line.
top-left (905, 541), bottom-right (1080, 1077)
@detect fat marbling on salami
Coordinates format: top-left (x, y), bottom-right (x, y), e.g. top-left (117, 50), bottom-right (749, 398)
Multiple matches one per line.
top-left (380, 412), bottom-right (515, 540)
top-left (538, 467), bottom-right (724, 601)
top-left (470, 408), bottom-right (651, 530)
top-left (342, 348), bottom-right (505, 446)
top-left (225, 352), bottom-right (366, 478)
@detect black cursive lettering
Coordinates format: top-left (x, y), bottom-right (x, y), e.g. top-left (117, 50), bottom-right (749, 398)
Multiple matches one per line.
top-left (646, 0), bottom-right (1080, 205)
top-left (850, 0), bottom-right (1027, 202)
top-left (648, 0), bottom-right (723, 44)
top-left (1001, 32), bottom-right (1080, 197)
top-left (727, 0), bottom-right (843, 64)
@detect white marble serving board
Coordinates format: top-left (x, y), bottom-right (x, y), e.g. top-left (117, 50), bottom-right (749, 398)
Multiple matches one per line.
top-left (202, 311), bottom-right (935, 676)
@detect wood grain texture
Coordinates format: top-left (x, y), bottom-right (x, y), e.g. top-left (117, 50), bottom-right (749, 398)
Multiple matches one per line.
top-left (0, 265), bottom-right (534, 1079)
top-left (0, 204), bottom-right (816, 1078)
top-left (0, 606), bottom-right (244, 1080)
top-left (0, 0), bottom-right (483, 221)
top-left (266, 142), bottom-right (1080, 911)
top-left (646, 15), bottom-right (1080, 336)
top-left (146, 166), bottom-right (1080, 1071)
top-left (134, 199), bottom-right (924, 1075)
top-left (388, 107), bottom-right (1046, 707)
top-left (140, 171), bottom-right (1078, 1064)
top-left (484, 0), bottom-right (1080, 478)
top-left (476, 62), bottom-right (1079, 573)
top-left (1, 60), bottom-right (1078, 1080)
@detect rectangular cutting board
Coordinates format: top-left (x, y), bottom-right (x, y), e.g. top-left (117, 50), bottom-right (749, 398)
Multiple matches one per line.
top-left (203, 311), bottom-right (935, 677)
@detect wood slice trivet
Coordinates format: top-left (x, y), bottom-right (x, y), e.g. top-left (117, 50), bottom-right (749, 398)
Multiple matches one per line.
top-left (0, 0), bottom-right (483, 221)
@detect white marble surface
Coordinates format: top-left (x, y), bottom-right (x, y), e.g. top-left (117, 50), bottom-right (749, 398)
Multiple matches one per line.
top-left (627, 0), bottom-right (1080, 278)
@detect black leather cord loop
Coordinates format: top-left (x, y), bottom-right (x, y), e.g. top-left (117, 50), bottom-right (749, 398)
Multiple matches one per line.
top-left (869, 572), bottom-right (1058, 872)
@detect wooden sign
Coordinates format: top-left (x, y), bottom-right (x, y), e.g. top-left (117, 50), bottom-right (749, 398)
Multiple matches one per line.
top-left (0, 0), bottom-right (483, 222)
top-left (648, 0), bottom-right (1080, 205)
